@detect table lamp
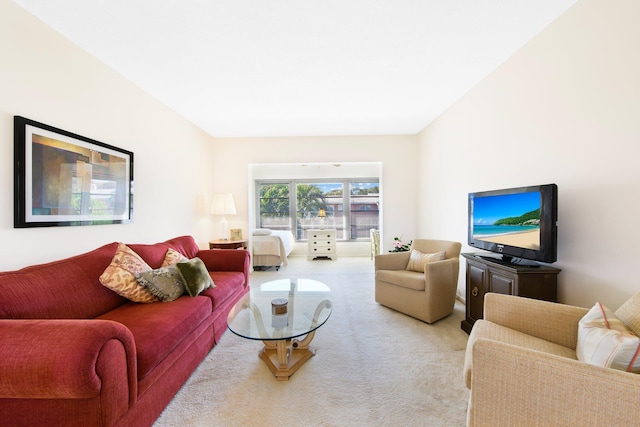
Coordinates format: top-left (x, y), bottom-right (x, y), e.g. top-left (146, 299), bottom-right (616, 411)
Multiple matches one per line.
top-left (318, 208), bottom-right (326, 228)
top-left (211, 193), bottom-right (236, 240)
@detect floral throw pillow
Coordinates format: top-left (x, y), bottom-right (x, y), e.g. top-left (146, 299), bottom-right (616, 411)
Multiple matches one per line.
top-left (136, 265), bottom-right (186, 302)
top-left (99, 243), bottom-right (159, 303)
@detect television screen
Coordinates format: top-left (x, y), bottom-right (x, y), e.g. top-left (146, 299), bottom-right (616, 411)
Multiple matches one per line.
top-left (472, 191), bottom-right (541, 250)
top-left (468, 184), bottom-right (557, 264)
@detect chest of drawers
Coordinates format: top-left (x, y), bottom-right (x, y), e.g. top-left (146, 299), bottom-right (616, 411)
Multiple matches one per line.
top-left (307, 229), bottom-right (337, 261)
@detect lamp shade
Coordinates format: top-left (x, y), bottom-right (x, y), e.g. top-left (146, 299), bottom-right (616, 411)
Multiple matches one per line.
top-left (210, 193), bottom-right (236, 216)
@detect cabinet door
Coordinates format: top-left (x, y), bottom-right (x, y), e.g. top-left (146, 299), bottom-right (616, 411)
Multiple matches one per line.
top-left (488, 271), bottom-right (514, 295)
top-left (467, 264), bottom-right (485, 323)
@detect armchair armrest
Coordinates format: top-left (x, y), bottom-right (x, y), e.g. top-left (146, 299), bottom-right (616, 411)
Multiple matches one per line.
top-left (424, 257), bottom-right (459, 285)
top-left (0, 319), bottom-right (136, 404)
top-left (374, 252), bottom-right (411, 271)
top-left (469, 338), bottom-right (640, 427)
top-left (197, 248), bottom-right (250, 286)
top-left (483, 292), bottom-right (588, 349)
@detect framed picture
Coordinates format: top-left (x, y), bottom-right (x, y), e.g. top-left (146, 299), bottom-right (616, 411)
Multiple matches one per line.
top-left (230, 228), bottom-right (243, 241)
top-left (14, 116), bottom-right (134, 228)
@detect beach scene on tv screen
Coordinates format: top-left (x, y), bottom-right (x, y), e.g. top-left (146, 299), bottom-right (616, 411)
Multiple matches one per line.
top-left (473, 191), bottom-right (541, 250)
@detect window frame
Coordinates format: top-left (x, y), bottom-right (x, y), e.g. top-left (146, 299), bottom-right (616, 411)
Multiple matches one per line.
top-left (255, 178), bottom-right (379, 242)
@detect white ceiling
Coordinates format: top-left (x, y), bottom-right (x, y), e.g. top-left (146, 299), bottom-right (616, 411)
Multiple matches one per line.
top-left (12, 0), bottom-right (576, 138)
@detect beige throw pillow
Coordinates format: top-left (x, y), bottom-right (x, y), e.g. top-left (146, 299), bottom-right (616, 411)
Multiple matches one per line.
top-left (577, 302), bottom-right (640, 373)
top-left (406, 249), bottom-right (446, 273)
top-left (99, 243), bottom-right (159, 303)
top-left (615, 292), bottom-right (640, 337)
top-left (161, 247), bottom-right (189, 267)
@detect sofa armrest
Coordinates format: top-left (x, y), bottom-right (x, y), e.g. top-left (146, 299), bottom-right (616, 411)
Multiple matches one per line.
top-left (483, 292), bottom-right (588, 349)
top-left (468, 338), bottom-right (640, 427)
top-left (197, 248), bottom-right (250, 285)
top-left (374, 252), bottom-right (411, 271)
top-left (0, 319), bottom-right (136, 405)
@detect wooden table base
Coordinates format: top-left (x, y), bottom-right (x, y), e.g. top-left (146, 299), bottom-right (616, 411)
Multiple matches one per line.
top-left (258, 330), bottom-right (318, 381)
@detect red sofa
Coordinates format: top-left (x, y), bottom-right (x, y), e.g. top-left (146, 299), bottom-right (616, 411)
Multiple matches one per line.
top-left (0, 235), bottom-right (250, 427)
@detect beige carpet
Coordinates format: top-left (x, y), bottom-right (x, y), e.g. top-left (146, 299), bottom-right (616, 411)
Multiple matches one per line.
top-left (155, 257), bottom-right (470, 426)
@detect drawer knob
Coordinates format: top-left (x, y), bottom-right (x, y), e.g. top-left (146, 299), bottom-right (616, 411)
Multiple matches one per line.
top-left (471, 287), bottom-right (479, 297)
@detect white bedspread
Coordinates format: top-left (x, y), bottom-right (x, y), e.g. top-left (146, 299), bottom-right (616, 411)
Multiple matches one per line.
top-left (252, 230), bottom-right (295, 267)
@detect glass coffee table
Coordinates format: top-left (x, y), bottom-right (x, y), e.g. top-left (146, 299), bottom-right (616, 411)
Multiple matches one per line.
top-left (227, 278), bottom-right (332, 381)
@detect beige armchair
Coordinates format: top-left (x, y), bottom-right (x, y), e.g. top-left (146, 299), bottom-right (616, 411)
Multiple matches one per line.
top-left (374, 239), bottom-right (461, 324)
top-left (464, 292), bottom-right (640, 427)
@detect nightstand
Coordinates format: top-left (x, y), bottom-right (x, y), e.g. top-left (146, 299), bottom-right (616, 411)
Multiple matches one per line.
top-left (209, 239), bottom-right (248, 250)
top-left (307, 229), bottom-right (337, 260)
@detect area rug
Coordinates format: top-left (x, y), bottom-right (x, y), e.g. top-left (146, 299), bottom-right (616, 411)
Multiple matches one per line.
top-left (154, 257), bottom-right (470, 426)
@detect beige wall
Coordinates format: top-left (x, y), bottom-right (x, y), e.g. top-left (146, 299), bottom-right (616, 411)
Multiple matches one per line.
top-left (418, 0), bottom-right (640, 308)
top-left (211, 135), bottom-right (419, 256)
top-left (4, 0), bottom-right (638, 311)
top-left (0, 1), bottom-right (217, 270)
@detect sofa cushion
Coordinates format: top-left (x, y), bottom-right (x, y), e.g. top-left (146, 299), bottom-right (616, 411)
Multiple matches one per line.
top-left (200, 271), bottom-right (247, 311)
top-left (99, 243), bottom-right (159, 303)
top-left (615, 292), bottom-right (640, 337)
top-left (375, 270), bottom-right (426, 291)
top-left (128, 235), bottom-right (199, 269)
top-left (577, 302), bottom-right (640, 373)
top-left (464, 319), bottom-right (577, 388)
top-left (0, 242), bottom-right (125, 319)
top-left (177, 258), bottom-right (215, 297)
top-left (405, 249), bottom-right (445, 272)
top-left (161, 248), bottom-right (189, 267)
top-left (97, 295), bottom-right (212, 382)
top-left (136, 265), bottom-right (186, 302)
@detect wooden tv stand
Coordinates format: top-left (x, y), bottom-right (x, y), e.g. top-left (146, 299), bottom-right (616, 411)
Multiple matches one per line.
top-left (460, 253), bottom-right (560, 334)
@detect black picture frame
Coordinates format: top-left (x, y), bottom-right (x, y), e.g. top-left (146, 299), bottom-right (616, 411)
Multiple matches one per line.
top-left (14, 116), bottom-right (134, 228)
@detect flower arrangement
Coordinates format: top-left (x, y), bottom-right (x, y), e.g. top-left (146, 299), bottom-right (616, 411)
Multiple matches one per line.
top-left (389, 237), bottom-right (412, 253)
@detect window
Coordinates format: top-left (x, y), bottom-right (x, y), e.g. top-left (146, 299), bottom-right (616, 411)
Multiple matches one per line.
top-left (349, 181), bottom-right (380, 239)
top-left (257, 183), bottom-right (290, 230)
top-left (257, 179), bottom-right (379, 241)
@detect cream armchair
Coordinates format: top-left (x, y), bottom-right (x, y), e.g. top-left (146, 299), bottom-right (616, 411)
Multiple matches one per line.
top-left (464, 292), bottom-right (640, 427)
top-left (374, 239), bottom-right (461, 324)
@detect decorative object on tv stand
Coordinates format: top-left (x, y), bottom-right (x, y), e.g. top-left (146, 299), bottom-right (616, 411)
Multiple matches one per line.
top-left (211, 193), bottom-right (236, 240)
top-left (318, 208), bottom-right (326, 228)
top-left (389, 237), bottom-right (412, 252)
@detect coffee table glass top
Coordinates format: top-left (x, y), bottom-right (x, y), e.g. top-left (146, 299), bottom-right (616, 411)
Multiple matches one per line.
top-left (227, 278), bottom-right (332, 341)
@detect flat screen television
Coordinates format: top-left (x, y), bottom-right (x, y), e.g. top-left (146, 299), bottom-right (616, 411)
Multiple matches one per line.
top-left (468, 184), bottom-right (558, 265)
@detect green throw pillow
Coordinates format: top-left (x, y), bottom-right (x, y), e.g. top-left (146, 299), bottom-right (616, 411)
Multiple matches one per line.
top-left (135, 265), bottom-right (186, 302)
top-left (176, 257), bottom-right (215, 297)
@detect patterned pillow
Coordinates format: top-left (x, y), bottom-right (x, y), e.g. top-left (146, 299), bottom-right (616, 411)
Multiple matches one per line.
top-left (406, 249), bottom-right (446, 273)
top-left (135, 265), bottom-right (186, 302)
top-left (161, 248), bottom-right (189, 267)
top-left (577, 302), bottom-right (640, 373)
top-left (615, 292), bottom-right (640, 337)
top-left (176, 257), bottom-right (215, 297)
top-left (99, 243), bottom-right (159, 303)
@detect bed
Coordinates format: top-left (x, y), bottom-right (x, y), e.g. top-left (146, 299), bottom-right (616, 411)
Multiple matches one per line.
top-left (252, 229), bottom-right (295, 270)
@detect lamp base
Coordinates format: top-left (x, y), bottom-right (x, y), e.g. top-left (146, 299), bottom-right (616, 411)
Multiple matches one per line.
top-left (220, 217), bottom-right (229, 240)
